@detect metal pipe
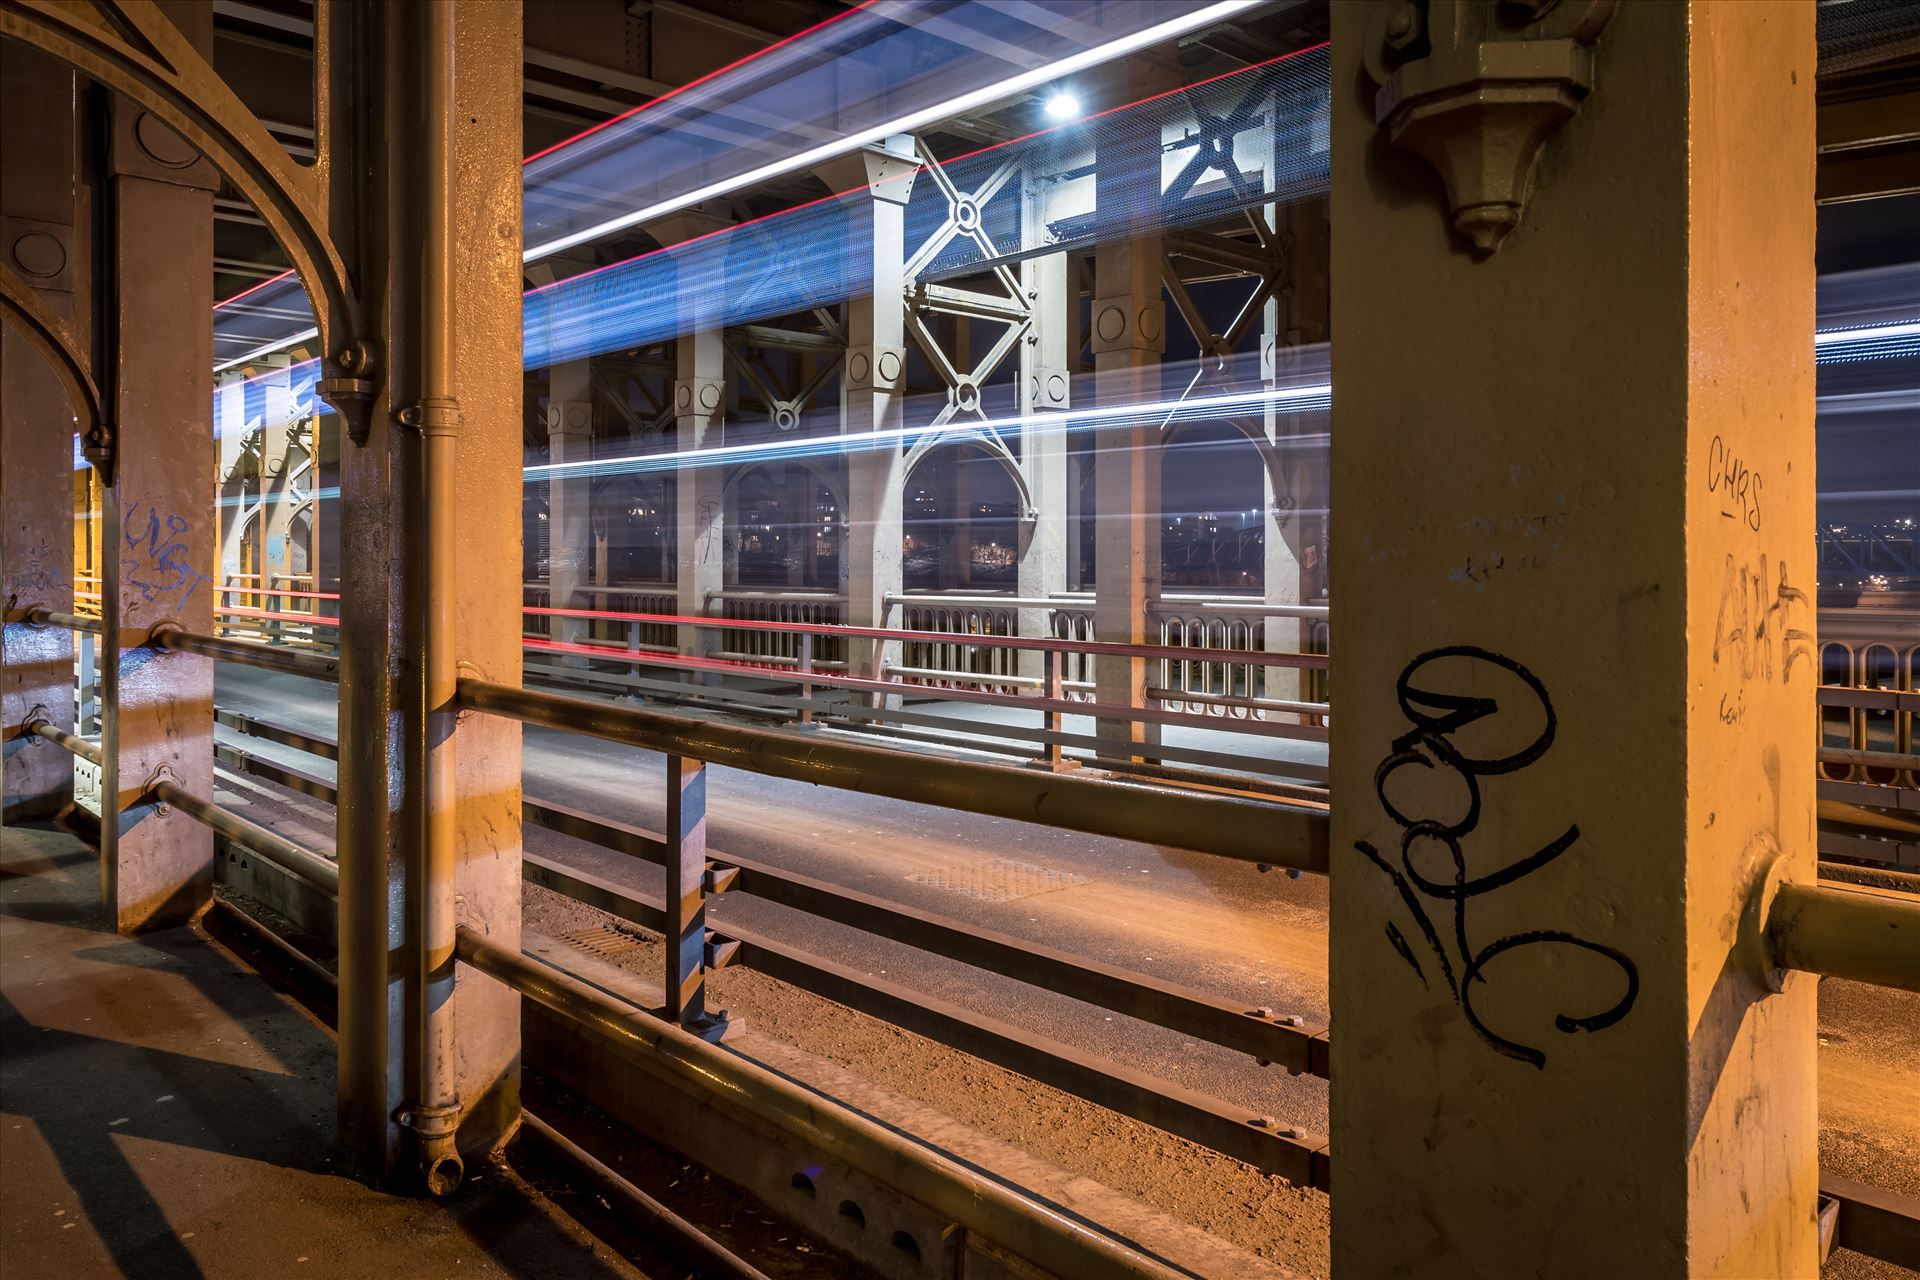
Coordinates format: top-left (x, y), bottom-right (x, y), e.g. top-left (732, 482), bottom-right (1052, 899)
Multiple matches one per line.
top-left (517, 1112), bottom-right (772, 1280)
top-left (23, 606), bottom-right (104, 634)
top-left (206, 896), bottom-right (339, 1004)
top-left (147, 623), bottom-right (341, 681)
top-left (1819, 746), bottom-right (1920, 771)
top-left (23, 718), bottom-right (103, 766)
top-left (409, 0), bottom-right (465, 1200)
top-left (1769, 881), bottom-right (1920, 993)
top-left (454, 926), bottom-right (1183, 1280)
top-left (1818, 799), bottom-right (1920, 837)
top-left (149, 779), bottom-right (340, 897)
top-left (457, 678), bottom-right (1330, 872)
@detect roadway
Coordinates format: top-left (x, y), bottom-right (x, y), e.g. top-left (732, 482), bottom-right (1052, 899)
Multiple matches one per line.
top-left (212, 663), bottom-right (1335, 1133)
top-left (208, 663), bottom-right (1920, 1278)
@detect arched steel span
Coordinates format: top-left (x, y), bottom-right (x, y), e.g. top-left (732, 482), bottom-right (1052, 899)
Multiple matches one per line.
top-left (1, 0), bottom-right (371, 427)
top-left (0, 261), bottom-right (105, 467)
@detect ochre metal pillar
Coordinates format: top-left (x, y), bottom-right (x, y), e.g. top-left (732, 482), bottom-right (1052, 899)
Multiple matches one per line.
top-left (1088, 54), bottom-right (1180, 757)
top-left (545, 358), bottom-right (593, 654)
top-left (1, 44), bottom-right (82, 824)
top-left (1016, 247), bottom-right (1070, 681)
top-left (331, 0), bottom-right (408, 1174)
top-left (825, 139), bottom-right (916, 692)
top-left (214, 370), bottom-right (248, 585)
top-left (1262, 197), bottom-right (1328, 708)
top-left (651, 209), bottom-right (729, 661)
top-left (256, 356), bottom-right (299, 591)
top-left (99, 51), bottom-right (221, 931)
top-left (1329, 3), bottom-right (1818, 1274)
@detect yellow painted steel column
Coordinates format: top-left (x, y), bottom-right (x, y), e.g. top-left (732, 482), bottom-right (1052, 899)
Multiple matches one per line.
top-left (1329, 3), bottom-right (1818, 1275)
top-left (650, 207), bottom-right (732, 666)
top-left (1088, 52), bottom-right (1181, 759)
top-left (1, 44), bottom-right (83, 824)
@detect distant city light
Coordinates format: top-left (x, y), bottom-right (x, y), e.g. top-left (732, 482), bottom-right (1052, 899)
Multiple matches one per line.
top-left (1044, 90), bottom-right (1082, 121)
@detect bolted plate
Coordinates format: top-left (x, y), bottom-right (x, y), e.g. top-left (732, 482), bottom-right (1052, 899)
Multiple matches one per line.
top-left (907, 858), bottom-right (1089, 903)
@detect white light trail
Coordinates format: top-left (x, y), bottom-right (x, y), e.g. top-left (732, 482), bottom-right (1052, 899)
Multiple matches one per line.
top-left (520, 0), bottom-right (1263, 265)
top-left (524, 382), bottom-right (1332, 482)
top-left (1812, 320), bottom-right (1920, 347)
top-left (214, 327), bottom-right (319, 375)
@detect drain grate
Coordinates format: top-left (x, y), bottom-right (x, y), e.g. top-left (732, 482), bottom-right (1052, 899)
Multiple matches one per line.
top-left (906, 858), bottom-right (1089, 903)
top-left (552, 924), bottom-right (648, 959)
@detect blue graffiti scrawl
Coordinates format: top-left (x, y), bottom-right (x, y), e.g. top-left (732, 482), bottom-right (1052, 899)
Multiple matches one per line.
top-left (123, 503), bottom-right (211, 612)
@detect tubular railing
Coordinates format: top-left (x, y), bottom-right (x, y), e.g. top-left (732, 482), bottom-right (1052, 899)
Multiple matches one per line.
top-left (23, 716), bottom-right (102, 766)
top-left (149, 778), bottom-right (340, 896)
top-left (152, 623), bottom-right (342, 681)
top-left (457, 678), bottom-right (1328, 872)
top-left (24, 607), bottom-right (103, 634)
top-left (207, 703), bottom-right (1330, 1188)
top-left (898, 597), bottom-right (1021, 688)
top-left (708, 590), bottom-right (847, 667)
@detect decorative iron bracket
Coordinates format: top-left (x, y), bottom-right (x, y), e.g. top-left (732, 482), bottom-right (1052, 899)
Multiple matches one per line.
top-left (1364, 0), bottom-right (1615, 256)
top-left (4, 0), bottom-right (378, 436)
top-left (0, 261), bottom-right (112, 480)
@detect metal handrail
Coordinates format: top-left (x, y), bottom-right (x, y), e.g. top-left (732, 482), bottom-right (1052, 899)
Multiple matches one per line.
top-left (527, 604), bottom-right (1327, 669)
top-left (453, 924), bottom-right (1184, 1280)
top-left (1819, 746), bottom-right (1920, 771)
top-left (149, 779), bottom-right (339, 896)
top-left (213, 708), bottom-right (1327, 1074)
top-left (149, 624), bottom-right (342, 681)
top-left (457, 678), bottom-right (1330, 873)
top-left (23, 607), bottom-right (103, 634)
top-left (894, 590), bottom-right (1333, 620)
top-left (1770, 881), bottom-right (1920, 992)
top-left (522, 638), bottom-right (1330, 744)
top-left (23, 718), bottom-right (102, 766)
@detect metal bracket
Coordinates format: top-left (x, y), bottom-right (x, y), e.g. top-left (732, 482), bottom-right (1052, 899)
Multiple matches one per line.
top-left (3, 2), bottom-right (368, 376)
top-left (142, 762), bottom-right (181, 813)
top-left (319, 341), bottom-right (379, 445)
top-left (1364, 0), bottom-right (1616, 256)
top-left (703, 932), bottom-right (741, 970)
top-left (0, 261), bottom-right (111, 480)
top-left (19, 704), bottom-right (54, 741)
top-left (398, 396), bottom-right (462, 435)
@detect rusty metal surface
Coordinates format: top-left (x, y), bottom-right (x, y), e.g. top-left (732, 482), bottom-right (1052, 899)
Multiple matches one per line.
top-left (98, 85), bottom-right (218, 934)
top-left (2, 43), bottom-right (82, 823)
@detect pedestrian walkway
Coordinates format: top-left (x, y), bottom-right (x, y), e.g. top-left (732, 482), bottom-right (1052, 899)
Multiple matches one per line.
top-left (0, 821), bottom-right (641, 1280)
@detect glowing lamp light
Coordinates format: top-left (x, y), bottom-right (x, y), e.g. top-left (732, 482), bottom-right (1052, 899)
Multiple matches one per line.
top-left (1043, 90), bottom-right (1082, 121)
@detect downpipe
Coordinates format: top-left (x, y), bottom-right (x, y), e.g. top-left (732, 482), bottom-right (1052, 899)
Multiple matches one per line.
top-left (401, 0), bottom-right (464, 1199)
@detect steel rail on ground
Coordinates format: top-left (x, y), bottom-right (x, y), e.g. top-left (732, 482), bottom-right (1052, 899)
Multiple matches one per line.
top-left (454, 923), bottom-right (1188, 1280)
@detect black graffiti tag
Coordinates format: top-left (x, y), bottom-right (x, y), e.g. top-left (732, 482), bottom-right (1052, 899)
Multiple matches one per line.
top-left (1355, 646), bottom-right (1638, 1068)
